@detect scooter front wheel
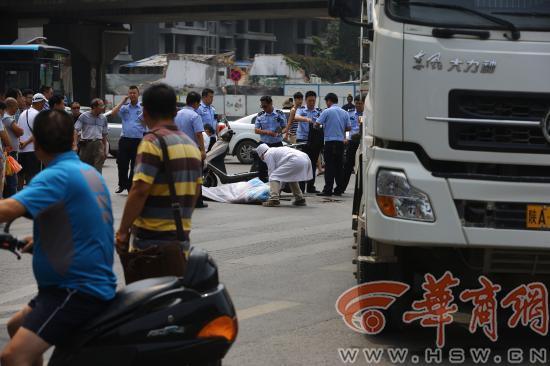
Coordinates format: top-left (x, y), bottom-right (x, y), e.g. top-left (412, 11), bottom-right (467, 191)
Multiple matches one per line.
top-left (203, 170), bottom-right (218, 188)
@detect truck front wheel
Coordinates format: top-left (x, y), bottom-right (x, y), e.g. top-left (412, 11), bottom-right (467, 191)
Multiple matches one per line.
top-left (355, 239), bottom-right (414, 333)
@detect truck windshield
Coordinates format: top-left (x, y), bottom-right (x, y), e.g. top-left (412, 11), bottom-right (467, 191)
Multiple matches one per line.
top-left (387, 0), bottom-right (550, 31)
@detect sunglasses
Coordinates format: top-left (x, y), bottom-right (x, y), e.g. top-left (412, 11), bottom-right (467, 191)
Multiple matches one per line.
top-left (71, 107), bottom-right (80, 110)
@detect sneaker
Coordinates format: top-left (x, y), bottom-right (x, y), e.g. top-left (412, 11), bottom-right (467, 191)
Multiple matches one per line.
top-left (115, 186), bottom-right (125, 194)
top-left (317, 192), bottom-right (332, 197)
top-left (262, 200), bottom-right (280, 207)
top-left (292, 198), bottom-right (307, 206)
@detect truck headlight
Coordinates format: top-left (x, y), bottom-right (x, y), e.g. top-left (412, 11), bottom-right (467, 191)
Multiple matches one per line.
top-left (376, 169), bottom-right (435, 222)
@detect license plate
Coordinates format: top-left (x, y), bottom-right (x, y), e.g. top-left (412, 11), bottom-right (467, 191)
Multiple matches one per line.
top-left (526, 205), bottom-right (550, 230)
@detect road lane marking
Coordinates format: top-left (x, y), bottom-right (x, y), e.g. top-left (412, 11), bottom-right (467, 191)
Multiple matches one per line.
top-left (200, 221), bottom-right (349, 252)
top-left (238, 301), bottom-right (301, 321)
top-left (227, 238), bottom-right (352, 266)
top-left (0, 284), bottom-right (37, 305)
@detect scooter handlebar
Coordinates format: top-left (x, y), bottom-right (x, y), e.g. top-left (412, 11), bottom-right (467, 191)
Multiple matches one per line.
top-left (0, 233), bottom-right (28, 260)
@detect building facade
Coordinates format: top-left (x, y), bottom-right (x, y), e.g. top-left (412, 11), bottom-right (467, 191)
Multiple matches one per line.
top-left (129, 19), bottom-right (327, 61)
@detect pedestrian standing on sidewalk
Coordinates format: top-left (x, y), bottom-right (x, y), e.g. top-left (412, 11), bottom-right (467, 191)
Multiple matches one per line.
top-left (284, 92), bottom-right (303, 144)
top-left (110, 86), bottom-right (144, 193)
top-left (2, 98), bottom-right (24, 197)
top-left (256, 144), bottom-right (312, 207)
top-left (18, 93), bottom-right (46, 190)
top-left (115, 83), bottom-right (203, 283)
top-left (254, 96), bottom-right (287, 182)
top-left (316, 93), bottom-right (351, 197)
top-left (74, 98), bottom-right (108, 173)
top-left (340, 94), bottom-right (365, 193)
top-left (197, 88), bottom-right (218, 132)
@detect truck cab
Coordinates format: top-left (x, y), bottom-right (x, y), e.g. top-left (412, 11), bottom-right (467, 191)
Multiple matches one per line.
top-left (349, 0), bottom-right (550, 293)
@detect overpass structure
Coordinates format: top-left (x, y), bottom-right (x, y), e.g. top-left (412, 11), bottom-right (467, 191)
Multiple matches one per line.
top-left (1, 0), bottom-right (330, 101)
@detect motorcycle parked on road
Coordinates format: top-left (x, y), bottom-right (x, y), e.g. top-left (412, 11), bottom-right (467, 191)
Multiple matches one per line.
top-left (203, 126), bottom-right (259, 188)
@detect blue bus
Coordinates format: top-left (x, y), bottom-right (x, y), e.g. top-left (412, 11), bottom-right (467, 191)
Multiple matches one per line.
top-left (0, 44), bottom-right (72, 100)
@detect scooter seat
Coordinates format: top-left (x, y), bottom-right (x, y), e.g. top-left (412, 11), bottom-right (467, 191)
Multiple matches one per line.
top-left (84, 277), bottom-right (180, 330)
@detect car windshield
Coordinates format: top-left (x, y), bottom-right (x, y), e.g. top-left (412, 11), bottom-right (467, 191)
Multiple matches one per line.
top-left (387, 0), bottom-right (550, 31)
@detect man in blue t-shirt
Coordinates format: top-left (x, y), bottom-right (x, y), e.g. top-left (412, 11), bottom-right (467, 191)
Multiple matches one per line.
top-left (0, 110), bottom-right (116, 366)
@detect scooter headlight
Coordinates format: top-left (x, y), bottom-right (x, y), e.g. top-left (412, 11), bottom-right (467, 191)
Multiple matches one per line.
top-left (376, 169), bottom-right (435, 222)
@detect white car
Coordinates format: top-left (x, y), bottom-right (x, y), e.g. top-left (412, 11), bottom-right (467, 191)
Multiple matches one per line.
top-left (228, 110), bottom-right (290, 164)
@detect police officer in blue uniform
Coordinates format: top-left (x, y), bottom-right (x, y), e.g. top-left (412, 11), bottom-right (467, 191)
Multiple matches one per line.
top-left (254, 96), bottom-right (287, 182)
top-left (295, 90), bottom-right (323, 193)
top-left (110, 86), bottom-right (144, 193)
top-left (316, 93), bottom-right (351, 196)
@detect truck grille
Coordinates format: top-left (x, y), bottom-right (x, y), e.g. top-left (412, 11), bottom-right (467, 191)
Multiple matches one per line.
top-left (455, 200), bottom-right (550, 231)
top-left (448, 90), bottom-right (550, 154)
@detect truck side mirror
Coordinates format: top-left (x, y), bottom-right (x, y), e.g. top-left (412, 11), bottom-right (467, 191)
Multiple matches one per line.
top-left (328, 0), bottom-right (362, 19)
top-left (328, 0), bottom-right (373, 30)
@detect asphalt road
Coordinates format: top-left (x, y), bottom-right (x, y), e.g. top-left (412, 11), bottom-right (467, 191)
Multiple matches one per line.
top-left (0, 157), bottom-right (547, 366)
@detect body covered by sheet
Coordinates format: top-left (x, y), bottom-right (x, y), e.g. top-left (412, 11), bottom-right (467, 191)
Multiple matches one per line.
top-left (202, 178), bottom-right (270, 203)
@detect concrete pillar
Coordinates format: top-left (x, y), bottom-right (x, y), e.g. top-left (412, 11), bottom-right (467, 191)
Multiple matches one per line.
top-left (44, 23), bottom-right (129, 103)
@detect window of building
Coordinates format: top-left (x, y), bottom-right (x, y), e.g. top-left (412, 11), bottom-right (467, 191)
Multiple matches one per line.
top-left (297, 21), bottom-right (306, 39)
top-left (311, 21), bottom-right (320, 36)
top-left (237, 21), bottom-right (246, 34)
top-left (249, 20), bottom-right (261, 32)
top-left (265, 20), bottom-right (274, 33)
top-left (164, 34), bottom-right (174, 53)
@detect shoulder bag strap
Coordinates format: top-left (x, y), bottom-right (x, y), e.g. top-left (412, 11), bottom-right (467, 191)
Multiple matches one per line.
top-left (26, 111), bottom-right (32, 133)
top-left (150, 131), bottom-right (186, 242)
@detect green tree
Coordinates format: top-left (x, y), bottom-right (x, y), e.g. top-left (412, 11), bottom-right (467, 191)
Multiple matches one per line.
top-left (312, 20), bottom-right (360, 64)
top-left (335, 21), bottom-right (360, 64)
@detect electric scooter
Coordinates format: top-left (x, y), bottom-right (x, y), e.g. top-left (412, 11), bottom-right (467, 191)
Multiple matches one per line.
top-left (0, 221), bottom-right (238, 366)
top-left (203, 127), bottom-right (259, 187)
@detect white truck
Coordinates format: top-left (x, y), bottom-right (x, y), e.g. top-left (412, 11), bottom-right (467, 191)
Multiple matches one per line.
top-left (330, 0), bottom-right (550, 320)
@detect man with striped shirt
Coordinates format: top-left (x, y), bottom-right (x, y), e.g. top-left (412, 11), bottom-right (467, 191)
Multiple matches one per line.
top-left (116, 83), bottom-right (203, 256)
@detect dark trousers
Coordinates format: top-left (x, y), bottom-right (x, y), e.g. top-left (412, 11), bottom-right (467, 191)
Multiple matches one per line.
top-left (4, 151), bottom-right (18, 197)
top-left (117, 137), bottom-right (141, 189)
top-left (256, 142), bottom-right (283, 183)
top-left (340, 139), bottom-right (360, 193)
top-left (17, 151), bottom-right (41, 189)
top-left (323, 141), bottom-right (345, 194)
top-left (297, 139), bottom-right (321, 192)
